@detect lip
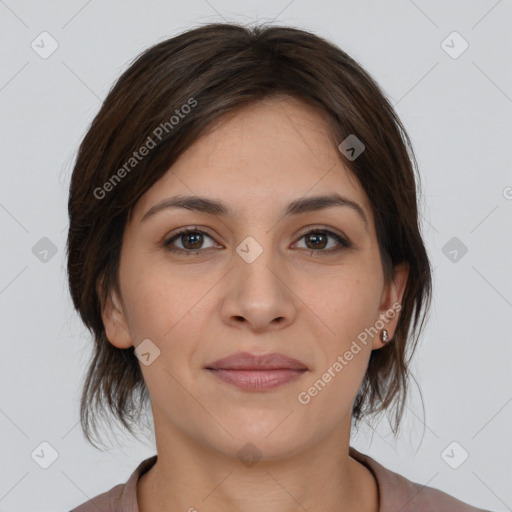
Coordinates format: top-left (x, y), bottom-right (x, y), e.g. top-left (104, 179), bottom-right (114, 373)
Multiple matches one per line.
top-left (205, 352), bottom-right (309, 392)
top-left (206, 352), bottom-right (309, 371)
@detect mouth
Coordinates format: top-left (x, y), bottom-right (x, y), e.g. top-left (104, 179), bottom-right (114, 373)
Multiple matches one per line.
top-left (205, 352), bottom-right (308, 392)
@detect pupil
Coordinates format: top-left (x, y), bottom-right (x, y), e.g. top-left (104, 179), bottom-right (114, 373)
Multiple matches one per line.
top-left (184, 233), bottom-right (202, 249)
top-left (307, 233), bottom-right (326, 249)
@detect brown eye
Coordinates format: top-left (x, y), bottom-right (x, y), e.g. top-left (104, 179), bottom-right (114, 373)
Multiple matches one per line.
top-left (179, 232), bottom-right (204, 250)
top-left (304, 232), bottom-right (328, 250)
top-left (295, 229), bottom-right (351, 254)
top-left (163, 228), bottom-right (217, 255)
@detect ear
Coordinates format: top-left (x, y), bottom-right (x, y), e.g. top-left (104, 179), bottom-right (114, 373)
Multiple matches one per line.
top-left (371, 262), bottom-right (409, 350)
top-left (96, 275), bottom-right (133, 349)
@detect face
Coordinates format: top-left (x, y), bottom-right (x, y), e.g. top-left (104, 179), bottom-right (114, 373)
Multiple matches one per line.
top-left (101, 96), bottom-right (408, 460)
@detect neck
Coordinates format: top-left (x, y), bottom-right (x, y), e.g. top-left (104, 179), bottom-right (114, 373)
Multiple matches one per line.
top-left (137, 411), bottom-right (378, 512)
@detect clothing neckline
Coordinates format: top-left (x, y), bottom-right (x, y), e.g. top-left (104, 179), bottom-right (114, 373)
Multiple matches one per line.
top-left (123, 446), bottom-right (411, 511)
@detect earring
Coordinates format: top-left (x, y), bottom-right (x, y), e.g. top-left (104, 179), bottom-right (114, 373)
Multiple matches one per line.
top-left (381, 329), bottom-right (390, 343)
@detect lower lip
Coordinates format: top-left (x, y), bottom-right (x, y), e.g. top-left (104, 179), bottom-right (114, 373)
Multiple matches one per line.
top-left (206, 369), bottom-right (306, 391)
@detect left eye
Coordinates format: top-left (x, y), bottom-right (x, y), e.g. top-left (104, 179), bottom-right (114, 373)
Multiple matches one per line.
top-left (294, 229), bottom-right (351, 252)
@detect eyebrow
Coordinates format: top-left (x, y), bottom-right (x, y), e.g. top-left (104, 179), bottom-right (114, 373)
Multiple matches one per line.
top-left (140, 193), bottom-right (368, 228)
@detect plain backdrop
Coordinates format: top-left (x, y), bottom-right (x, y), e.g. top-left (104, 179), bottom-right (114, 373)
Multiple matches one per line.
top-left (0, 1), bottom-right (511, 511)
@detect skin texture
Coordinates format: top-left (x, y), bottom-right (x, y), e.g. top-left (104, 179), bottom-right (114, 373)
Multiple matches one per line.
top-left (100, 96), bottom-right (408, 512)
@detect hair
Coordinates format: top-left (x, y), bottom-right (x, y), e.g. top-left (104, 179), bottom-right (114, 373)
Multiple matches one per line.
top-left (66, 21), bottom-right (432, 449)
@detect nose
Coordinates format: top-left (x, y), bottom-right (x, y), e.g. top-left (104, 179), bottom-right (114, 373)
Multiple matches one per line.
top-left (220, 246), bottom-right (298, 334)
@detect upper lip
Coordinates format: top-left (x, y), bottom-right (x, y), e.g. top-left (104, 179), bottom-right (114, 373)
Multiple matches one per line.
top-left (205, 352), bottom-right (309, 371)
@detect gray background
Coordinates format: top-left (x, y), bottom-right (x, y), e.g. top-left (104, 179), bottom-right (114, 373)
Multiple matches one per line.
top-left (0, 1), bottom-right (511, 510)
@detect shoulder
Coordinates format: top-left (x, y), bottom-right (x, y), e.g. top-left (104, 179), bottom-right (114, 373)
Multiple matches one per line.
top-left (69, 483), bottom-right (125, 512)
top-left (69, 455), bottom-right (157, 512)
top-left (349, 447), bottom-right (493, 512)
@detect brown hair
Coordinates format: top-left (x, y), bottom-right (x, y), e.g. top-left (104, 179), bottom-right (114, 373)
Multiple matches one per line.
top-left (67, 22), bottom-right (432, 449)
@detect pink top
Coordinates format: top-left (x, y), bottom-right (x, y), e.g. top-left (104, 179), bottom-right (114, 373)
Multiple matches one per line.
top-left (70, 447), bottom-right (492, 511)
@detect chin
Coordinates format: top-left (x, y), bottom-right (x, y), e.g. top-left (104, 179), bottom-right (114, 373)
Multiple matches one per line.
top-left (203, 414), bottom-right (315, 462)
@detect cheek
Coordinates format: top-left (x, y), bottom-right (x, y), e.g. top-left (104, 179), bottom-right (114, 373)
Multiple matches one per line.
top-left (120, 266), bottom-right (206, 390)
top-left (119, 258), bottom-right (219, 352)
top-left (295, 270), bottom-right (381, 423)
top-left (120, 273), bottom-right (170, 342)
top-left (304, 264), bottom-right (383, 347)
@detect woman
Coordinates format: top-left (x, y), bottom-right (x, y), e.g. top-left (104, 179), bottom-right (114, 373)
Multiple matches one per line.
top-left (67, 22), bottom-right (490, 512)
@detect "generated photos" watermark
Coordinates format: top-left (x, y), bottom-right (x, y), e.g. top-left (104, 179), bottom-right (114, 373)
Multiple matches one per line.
top-left (297, 302), bottom-right (402, 405)
top-left (93, 97), bottom-right (198, 200)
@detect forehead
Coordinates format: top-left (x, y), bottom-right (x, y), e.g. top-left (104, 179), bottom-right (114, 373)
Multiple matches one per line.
top-left (132, 96), bottom-right (372, 224)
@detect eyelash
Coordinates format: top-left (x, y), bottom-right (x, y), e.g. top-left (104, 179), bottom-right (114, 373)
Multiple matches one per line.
top-left (162, 226), bottom-right (352, 257)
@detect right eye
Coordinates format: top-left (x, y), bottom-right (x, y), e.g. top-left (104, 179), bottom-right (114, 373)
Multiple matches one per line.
top-left (162, 227), bottom-right (220, 256)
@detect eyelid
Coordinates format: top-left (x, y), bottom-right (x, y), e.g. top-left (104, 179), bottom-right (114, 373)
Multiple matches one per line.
top-left (165, 225), bottom-right (216, 240)
top-left (163, 225), bottom-right (220, 250)
top-left (295, 224), bottom-right (350, 242)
